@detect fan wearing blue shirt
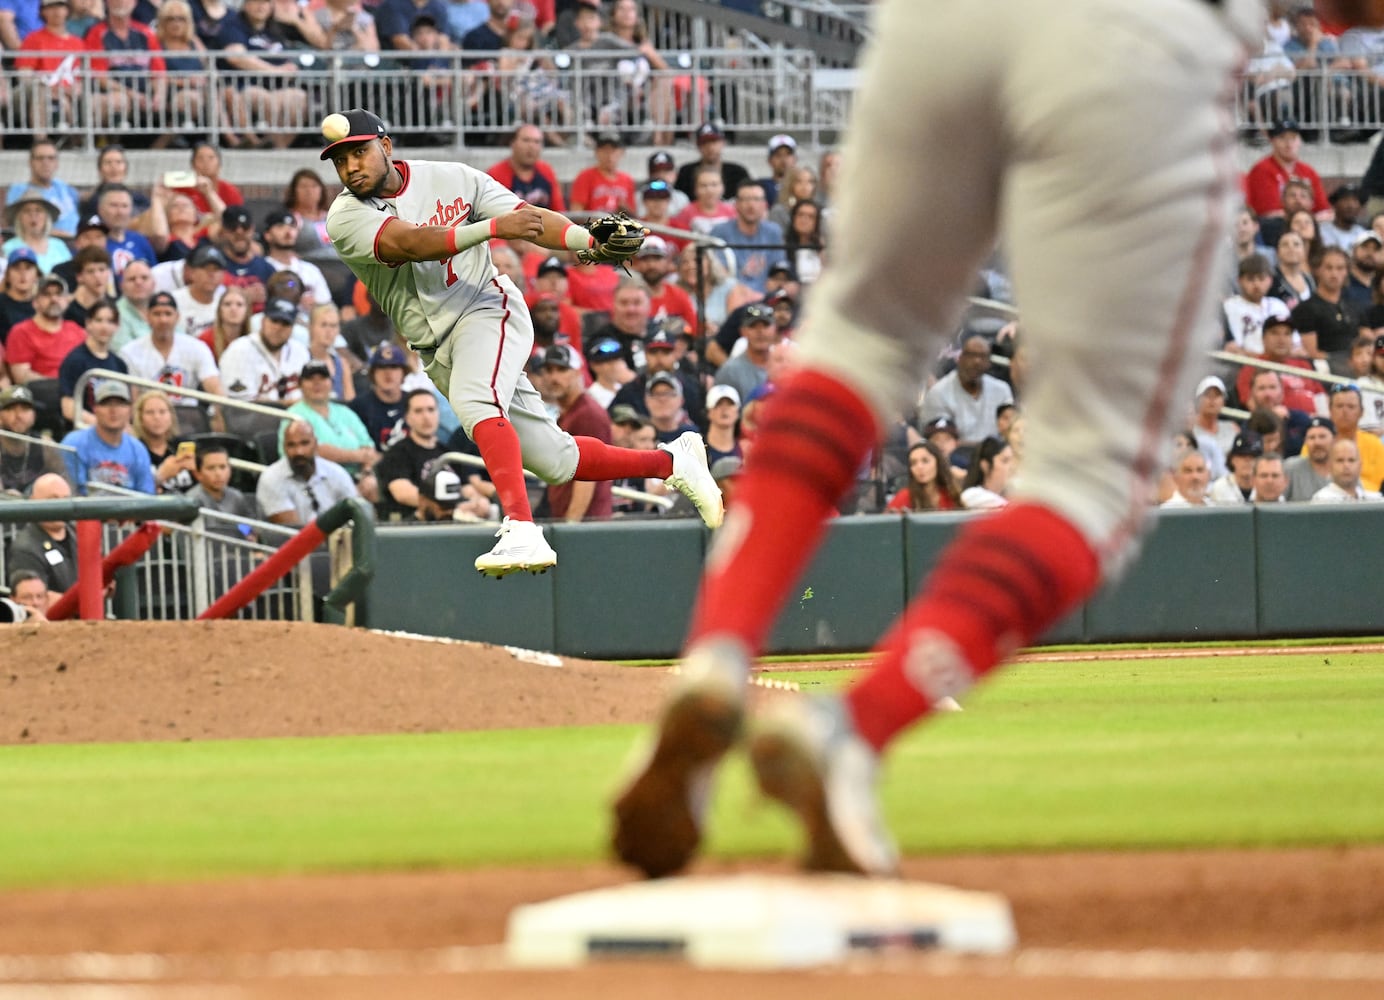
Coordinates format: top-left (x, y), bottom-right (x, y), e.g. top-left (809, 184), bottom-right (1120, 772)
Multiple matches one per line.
top-left (61, 380), bottom-right (156, 494)
top-left (707, 182), bottom-right (788, 295)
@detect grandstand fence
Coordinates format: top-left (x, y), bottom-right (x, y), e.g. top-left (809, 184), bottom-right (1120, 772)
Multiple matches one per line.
top-left (3, 47), bottom-right (850, 153)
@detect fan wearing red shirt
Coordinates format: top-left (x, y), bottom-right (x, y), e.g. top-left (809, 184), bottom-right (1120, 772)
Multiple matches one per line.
top-left (6, 275), bottom-right (87, 382)
top-left (669, 163), bottom-right (737, 243)
top-left (569, 132), bottom-right (637, 214)
top-left (170, 142), bottom-right (245, 216)
top-left (84, 0), bottom-right (167, 127)
top-left (630, 236), bottom-right (697, 334)
top-left (1244, 119), bottom-right (1331, 222)
top-left (17, 0), bottom-right (88, 130)
top-left (884, 442), bottom-right (961, 513)
top-left (487, 122), bottom-right (566, 212)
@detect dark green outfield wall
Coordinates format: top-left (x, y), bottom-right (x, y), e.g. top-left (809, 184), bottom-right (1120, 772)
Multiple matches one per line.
top-left (360, 507), bottom-right (1384, 658)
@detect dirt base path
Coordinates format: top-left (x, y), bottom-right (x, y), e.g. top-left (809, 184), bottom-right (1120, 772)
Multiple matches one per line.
top-left (1, 622), bottom-right (1381, 997)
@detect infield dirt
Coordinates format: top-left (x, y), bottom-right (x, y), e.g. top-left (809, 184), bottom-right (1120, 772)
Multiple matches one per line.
top-left (1, 621), bottom-right (1380, 998)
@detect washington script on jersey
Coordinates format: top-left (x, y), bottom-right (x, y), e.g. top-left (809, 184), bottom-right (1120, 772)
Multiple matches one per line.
top-left (426, 196), bottom-right (474, 228)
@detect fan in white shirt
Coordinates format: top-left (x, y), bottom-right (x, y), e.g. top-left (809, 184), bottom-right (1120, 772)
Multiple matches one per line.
top-left (169, 243), bottom-right (228, 342)
top-left (117, 291), bottom-right (223, 408)
top-left (219, 297), bottom-right (312, 403)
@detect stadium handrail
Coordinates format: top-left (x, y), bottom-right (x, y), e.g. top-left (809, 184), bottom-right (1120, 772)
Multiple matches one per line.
top-left (434, 451), bottom-right (675, 511)
top-left (70, 369), bottom-right (297, 429)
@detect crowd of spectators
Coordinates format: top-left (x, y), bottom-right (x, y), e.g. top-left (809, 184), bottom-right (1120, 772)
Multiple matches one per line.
top-left (0, 0), bottom-right (779, 149)
top-left (7, 4), bottom-right (1384, 622)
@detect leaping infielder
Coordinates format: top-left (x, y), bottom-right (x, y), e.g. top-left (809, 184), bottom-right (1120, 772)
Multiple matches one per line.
top-left (321, 109), bottom-right (722, 575)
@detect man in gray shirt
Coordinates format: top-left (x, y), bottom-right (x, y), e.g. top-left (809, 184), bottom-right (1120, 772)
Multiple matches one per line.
top-left (918, 334), bottom-right (1014, 446)
top-left (256, 420), bottom-right (358, 527)
top-left (1284, 415), bottom-right (1334, 500)
top-left (712, 304), bottom-right (776, 405)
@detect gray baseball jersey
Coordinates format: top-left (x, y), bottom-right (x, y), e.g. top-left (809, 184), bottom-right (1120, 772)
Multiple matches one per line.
top-left (326, 159), bottom-right (523, 352)
top-left (326, 158), bottom-right (580, 484)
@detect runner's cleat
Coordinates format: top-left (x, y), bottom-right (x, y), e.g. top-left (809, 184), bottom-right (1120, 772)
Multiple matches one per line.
top-left (749, 694), bottom-right (899, 877)
top-left (660, 431), bottom-right (724, 529)
top-left (611, 643), bottom-right (748, 877)
top-left (474, 517), bottom-right (558, 578)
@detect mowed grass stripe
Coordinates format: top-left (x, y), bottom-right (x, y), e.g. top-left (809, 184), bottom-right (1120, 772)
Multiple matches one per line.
top-left (0, 654), bottom-right (1381, 889)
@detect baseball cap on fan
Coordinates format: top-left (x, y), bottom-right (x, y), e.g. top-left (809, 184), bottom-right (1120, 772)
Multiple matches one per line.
top-left (264, 298), bottom-right (298, 324)
top-left (369, 342), bottom-right (408, 369)
top-left (1230, 431), bottom-right (1263, 458)
top-left (537, 256), bottom-right (567, 278)
top-left (542, 343), bottom-right (582, 371)
top-left (767, 133), bottom-right (797, 154)
top-left (319, 108), bottom-right (389, 160)
top-left (422, 464), bottom-right (463, 506)
top-left (636, 235), bottom-right (669, 258)
top-left (1195, 375), bottom-right (1227, 400)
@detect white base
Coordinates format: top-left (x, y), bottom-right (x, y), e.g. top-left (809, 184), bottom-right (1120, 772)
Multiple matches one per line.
top-left (505, 873), bottom-right (1016, 969)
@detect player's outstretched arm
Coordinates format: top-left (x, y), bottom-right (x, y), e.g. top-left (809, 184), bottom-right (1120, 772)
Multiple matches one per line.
top-left (528, 207), bottom-right (648, 266)
top-left (374, 207), bottom-right (547, 265)
top-left (530, 207), bottom-right (598, 256)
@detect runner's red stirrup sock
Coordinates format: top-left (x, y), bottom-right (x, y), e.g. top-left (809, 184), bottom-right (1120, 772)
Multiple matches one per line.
top-left (470, 416), bottom-right (533, 520)
top-left (846, 503), bottom-right (1101, 752)
top-left (573, 436), bottom-right (672, 481)
top-left (685, 368), bottom-right (879, 654)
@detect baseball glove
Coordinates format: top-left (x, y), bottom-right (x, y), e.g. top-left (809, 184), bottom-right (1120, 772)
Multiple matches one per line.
top-left (576, 212), bottom-right (648, 267)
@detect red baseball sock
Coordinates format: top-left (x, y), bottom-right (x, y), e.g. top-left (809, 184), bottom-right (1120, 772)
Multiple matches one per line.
top-left (573, 436), bottom-right (672, 480)
top-left (470, 416), bottom-right (532, 520)
top-left (845, 503), bottom-right (1101, 752)
top-left (685, 368), bottom-right (879, 654)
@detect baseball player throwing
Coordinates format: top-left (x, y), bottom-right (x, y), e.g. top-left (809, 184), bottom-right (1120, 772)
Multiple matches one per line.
top-left (612, 0), bottom-right (1287, 879)
top-left (321, 109), bottom-right (722, 576)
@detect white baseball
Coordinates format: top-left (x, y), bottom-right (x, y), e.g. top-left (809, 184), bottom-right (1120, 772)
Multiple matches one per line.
top-left (321, 113), bottom-right (351, 142)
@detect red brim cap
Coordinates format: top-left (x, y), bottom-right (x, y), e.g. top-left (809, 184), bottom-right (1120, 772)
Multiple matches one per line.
top-left (320, 135), bottom-right (383, 160)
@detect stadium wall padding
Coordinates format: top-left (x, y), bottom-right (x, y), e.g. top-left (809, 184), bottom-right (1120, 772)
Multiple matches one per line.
top-left (361, 508), bottom-right (1384, 657)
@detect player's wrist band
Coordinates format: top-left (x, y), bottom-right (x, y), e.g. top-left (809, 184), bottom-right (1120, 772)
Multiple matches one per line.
top-left (561, 223), bottom-right (595, 252)
top-left (447, 219), bottom-right (497, 256)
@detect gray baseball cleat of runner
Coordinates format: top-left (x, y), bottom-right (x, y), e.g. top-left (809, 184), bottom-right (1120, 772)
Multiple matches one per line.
top-left (473, 517), bottom-right (558, 578)
top-left (749, 693), bottom-right (900, 877)
top-left (660, 431), bottom-right (724, 529)
top-left (611, 641), bottom-right (749, 878)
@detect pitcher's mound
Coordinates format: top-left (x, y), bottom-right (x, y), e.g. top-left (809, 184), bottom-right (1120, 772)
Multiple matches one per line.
top-left (3, 620), bottom-right (672, 745)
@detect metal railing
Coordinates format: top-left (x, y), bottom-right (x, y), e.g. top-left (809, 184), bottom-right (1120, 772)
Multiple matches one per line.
top-left (84, 482), bottom-right (310, 621)
top-left (22, 45), bottom-right (1384, 154)
top-left (2, 47), bottom-right (844, 152)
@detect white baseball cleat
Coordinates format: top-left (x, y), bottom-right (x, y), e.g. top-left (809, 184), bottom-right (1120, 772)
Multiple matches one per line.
top-left (749, 694), bottom-right (899, 877)
top-left (611, 641), bottom-right (749, 878)
top-left (474, 517), bottom-right (558, 578)
top-left (660, 431), bottom-right (724, 529)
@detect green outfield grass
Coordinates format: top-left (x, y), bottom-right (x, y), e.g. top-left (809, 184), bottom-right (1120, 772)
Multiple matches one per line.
top-left (1, 653), bottom-right (1382, 890)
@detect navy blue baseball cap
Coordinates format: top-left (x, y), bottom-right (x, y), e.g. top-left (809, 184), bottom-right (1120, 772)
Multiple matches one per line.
top-left (587, 338), bottom-right (623, 363)
top-left (320, 108), bottom-right (389, 161)
top-left (6, 247), bottom-right (38, 268)
top-left (263, 298), bottom-right (298, 324)
top-left (368, 342), bottom-right (408, 369)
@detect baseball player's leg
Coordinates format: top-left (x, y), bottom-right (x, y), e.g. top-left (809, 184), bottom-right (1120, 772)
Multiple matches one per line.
top-left (434, 281), bottom-right (558, 576)
top-left (503, 379), bottom-right (724, 529)
top-left (613, 0), bottom-right (1008, 878)
top-left (682, 0), bottom-right (1008, 665)
top-left (842, 0), bottom-right (1249, 754)
top-left (441, 286), bottom-right (537, 523)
